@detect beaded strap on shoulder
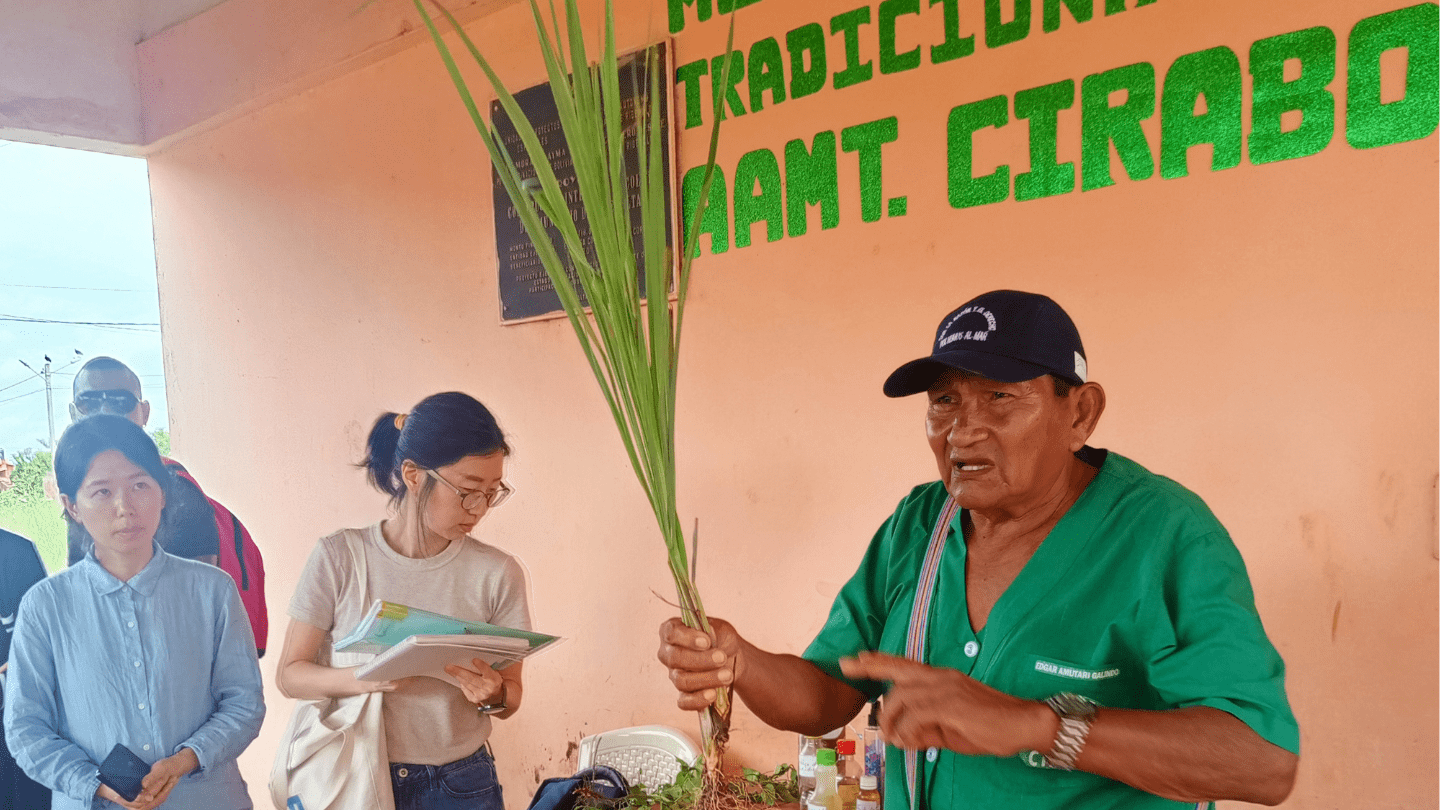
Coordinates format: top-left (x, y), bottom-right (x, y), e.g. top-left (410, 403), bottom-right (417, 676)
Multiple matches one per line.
top-left (902, 497), bottom-right (959, 810)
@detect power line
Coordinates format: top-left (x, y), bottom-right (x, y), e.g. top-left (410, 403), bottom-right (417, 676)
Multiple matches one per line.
top-left (0, 318), bottom-right (159, 335)
top-left (0, 388), bottom-right (42, 405)
top-left (0, 314), bottom-right (159, 327)
top-left (0, 283), bottom-right (150, 293)
top-left (0, 370), bottom-right (41, 394)
top-left (52, 372), bottom-right (164, 378)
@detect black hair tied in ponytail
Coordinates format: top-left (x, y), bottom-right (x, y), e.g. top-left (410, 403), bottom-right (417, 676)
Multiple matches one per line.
top-left (359, 392), bottom-right (510, 505)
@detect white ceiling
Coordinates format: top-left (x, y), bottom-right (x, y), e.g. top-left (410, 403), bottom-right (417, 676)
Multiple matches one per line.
top-left (0, 0), bottom-right (509, 154)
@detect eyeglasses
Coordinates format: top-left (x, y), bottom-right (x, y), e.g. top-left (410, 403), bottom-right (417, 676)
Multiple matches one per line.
top-left (74, 389), bottom-right (139, 416)
top-left (425, 468), bottom-right (514, 510)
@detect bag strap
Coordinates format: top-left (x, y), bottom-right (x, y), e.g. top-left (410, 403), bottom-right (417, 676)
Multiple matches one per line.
top-left (341, 529), bottom-right (371, 615)
top-left (231, 513), bottom-right (248, 589)
top-left (902, 496), bottom-right (959, 810)
top-left (162, 457), bottom-right (248, 589)
top-left (329, 530), bottom-right (374, 669)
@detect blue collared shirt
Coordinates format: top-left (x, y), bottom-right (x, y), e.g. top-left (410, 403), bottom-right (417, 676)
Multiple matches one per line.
top-left (3, 546), bottom-right (264, 810)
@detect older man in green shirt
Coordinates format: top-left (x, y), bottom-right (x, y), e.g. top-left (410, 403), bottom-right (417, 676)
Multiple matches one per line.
top-left (657, 290), bottom-right (1298, 808)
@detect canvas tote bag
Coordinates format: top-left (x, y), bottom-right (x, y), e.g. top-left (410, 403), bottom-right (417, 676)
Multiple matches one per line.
top-left (270, 529), bottom-right (395, 810)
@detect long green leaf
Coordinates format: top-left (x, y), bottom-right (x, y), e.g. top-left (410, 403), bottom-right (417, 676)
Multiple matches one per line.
top-left (416, 0), bottom-right (736, 729)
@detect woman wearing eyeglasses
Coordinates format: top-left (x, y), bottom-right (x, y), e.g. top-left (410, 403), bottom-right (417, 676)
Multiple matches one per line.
top-left (276, 392), bottom-right (529, 810)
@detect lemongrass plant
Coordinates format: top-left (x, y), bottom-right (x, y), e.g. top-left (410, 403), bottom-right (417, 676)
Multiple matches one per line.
top-left (413, 0), bottom-right (737, 800)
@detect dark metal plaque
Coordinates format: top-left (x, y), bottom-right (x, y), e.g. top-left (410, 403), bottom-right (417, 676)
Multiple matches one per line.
top-left (492, 43), bottom-right (672, 322)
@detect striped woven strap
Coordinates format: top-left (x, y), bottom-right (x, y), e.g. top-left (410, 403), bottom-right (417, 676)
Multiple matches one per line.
top-left (902, 497), bottom-right (960, 810)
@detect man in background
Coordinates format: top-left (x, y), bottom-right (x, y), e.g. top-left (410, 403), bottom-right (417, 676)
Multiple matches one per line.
top-left (66, 356), bottom-right (268, 657)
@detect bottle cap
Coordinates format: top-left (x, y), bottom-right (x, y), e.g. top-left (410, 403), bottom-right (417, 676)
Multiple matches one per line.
top-left (860, 775), bottom-right (877, 790)
top-left (816, 749), bottom-right (837, 766)
top-left (836, 740), bottom-right (856, 755)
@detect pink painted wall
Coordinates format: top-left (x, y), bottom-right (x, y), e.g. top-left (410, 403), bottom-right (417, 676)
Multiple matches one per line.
top-left (144, 0), bottom-right (1437, 807)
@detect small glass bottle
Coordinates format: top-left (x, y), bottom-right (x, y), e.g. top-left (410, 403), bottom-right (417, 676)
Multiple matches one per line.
top-left (807, 748), bottom-right (840, 810)
top-left (797, 734), bottom-right (821, 806)
top-left (856, 775), bottom-right (881, 810)
top-left (863, 701), bottom-right (885, 783)
top-left (835, 739), bottom-right (859, 810)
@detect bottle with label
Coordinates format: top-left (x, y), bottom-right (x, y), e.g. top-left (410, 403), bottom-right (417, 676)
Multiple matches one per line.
top-left (797, 734), bottom-right (821, 806)
top-left (856, 775), bottom-right (881, 810)
top-left (807, 748), bottom-right (840, 810)
top-left (863, 701), bottom-right (885, 783)
top-left (836, 739), bottom-right (859, 810)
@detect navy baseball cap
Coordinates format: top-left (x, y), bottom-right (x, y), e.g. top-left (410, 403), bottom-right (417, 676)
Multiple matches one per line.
top-left (883, 290), bottom-right (1088, 397)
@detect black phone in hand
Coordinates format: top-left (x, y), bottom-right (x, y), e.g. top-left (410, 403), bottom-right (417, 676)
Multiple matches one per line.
top-left (99, 744), bottom-right (149, 802)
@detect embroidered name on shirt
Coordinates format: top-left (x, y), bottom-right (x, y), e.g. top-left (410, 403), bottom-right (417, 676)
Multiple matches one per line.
top-left (1034, 659), bottom-right (1119, 681)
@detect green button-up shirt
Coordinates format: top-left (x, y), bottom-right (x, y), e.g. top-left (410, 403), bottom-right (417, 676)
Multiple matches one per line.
top-left (804, 448), bottom-right (1298, 810)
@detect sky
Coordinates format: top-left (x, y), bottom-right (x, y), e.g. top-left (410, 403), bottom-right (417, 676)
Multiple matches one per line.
top-left (0, 141), bottom-right (167, 459)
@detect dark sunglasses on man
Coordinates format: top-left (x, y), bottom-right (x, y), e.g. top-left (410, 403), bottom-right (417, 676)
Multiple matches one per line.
top-left (74, 389), bottom-right (140, 416)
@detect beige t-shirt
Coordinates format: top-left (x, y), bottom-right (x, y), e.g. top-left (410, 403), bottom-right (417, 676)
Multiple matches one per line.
top-left (288, 523), bottom-right (532, 765)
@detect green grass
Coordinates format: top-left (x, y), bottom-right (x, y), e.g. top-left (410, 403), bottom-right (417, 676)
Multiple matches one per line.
top-left (0, 498), bottom-right (67, 574)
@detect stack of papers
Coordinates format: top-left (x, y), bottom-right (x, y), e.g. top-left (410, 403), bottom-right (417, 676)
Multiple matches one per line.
top-left (335, 600), bottom-right (561, 688)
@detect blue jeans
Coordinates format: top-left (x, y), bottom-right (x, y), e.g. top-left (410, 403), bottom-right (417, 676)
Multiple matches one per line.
top-left (391, 745), bottom-right (503, 810)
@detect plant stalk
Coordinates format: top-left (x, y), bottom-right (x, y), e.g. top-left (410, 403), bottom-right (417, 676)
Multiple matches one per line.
top-left (414, 0), bottom-right (736, 797)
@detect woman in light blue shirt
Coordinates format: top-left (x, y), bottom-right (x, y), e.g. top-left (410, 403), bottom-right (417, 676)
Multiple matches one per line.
top-left (2, 415), bottom-right (264, 810)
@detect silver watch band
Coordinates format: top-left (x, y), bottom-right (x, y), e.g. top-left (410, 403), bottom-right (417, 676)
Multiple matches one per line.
top-left (1046, 715), bottom-right (1090, 770)
top-left (1044, 693), bottom-right (1096, 771)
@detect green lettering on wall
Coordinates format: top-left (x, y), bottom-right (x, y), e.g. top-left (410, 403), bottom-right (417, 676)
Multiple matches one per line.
top-left (832, 7), bottom-right (876, 89)
top-left (682, 165), bottom-right (729, 255)
top-left (749, 38), bottom-right (787, 112)
top-left (734, 149), bottom-right (785, 247)
top-left (1347, 2), bottom-right (1440, 149)
top-left (1080, 62), bottom-right (1156, 190)
top-left (930, 0), bottom-right (976, 63)
top-left (1015, 80), bottom-right (1076, 200)
top-left (880, 0), bottom-right (923, 74)
top-left (985, 0), bottom-right (1032, 49)
top-left (947, 95), bottom-right (1010, 208)
top-left (717, 0), bottom-right (765, 12)
top-left (711, 51), bottom-right (748, 121)
top-left (1160, 46), bottom-right (1242, 178)
top-left (669, 0), bottom-right (712, 35)
top-left (785, 131), bottom-right (841, 236)
top-left (1043, 0), bottom-right (1090, 32)
top-left (841, 117), bottom-right (902, 221)
top-left (676, 59), bottom-right (709, 130)
top-left (787, 23), bottom-right (829, 100)
top-left (670, 0), bottom-right (766, 33)
top-left (1249, 27), bottom-right (1337, 165)
top-left (1105, 0), bottom-right (1157, 14)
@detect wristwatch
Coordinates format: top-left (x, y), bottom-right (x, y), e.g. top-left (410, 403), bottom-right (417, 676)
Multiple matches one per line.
top-left (478, 682), bottom-right (508, 715)
top-left (1043, 693), bottom-right (1097, 771)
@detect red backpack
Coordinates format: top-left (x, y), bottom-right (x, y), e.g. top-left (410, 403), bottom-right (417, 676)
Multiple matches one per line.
top-left (163, 459), bottom-right (269, 657)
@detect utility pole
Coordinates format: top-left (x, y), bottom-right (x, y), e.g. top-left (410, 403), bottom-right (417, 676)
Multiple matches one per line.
top-left (16, 352), bottom-right (82, 450)
top-left (18, 358), bottom-right (54, 449)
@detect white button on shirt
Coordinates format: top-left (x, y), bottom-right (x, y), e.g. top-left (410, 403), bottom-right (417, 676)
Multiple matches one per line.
top-left (964, 640), bottom-right (979, 657)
